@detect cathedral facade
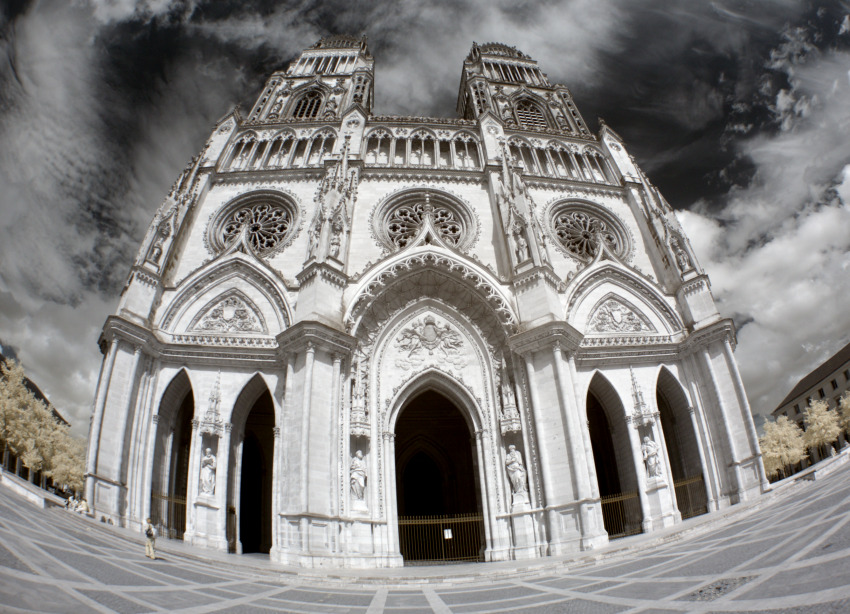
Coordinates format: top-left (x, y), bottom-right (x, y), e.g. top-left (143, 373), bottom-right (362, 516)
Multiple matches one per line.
top-left (85, 37), bottom-right (768, 567)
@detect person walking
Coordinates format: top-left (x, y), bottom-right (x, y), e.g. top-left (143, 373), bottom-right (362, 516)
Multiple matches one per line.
top-left (144, 518), bottom-right (156, 559)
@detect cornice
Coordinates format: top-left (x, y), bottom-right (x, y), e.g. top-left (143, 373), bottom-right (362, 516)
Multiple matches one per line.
top-left (512, 265), bottom-right (564, 293)
top-left (212, 168), bottom-right (325, 184)
top-left (101, 315), bottom-right (281, 367)
top-left (359, 167), bottom-right (486, 185)
top-left (276, 320), bottom-right (357, 356)
top-left (682, 318), bottom-right (737, 353)
top-left (509, 320), bottom-right (583, 355)
top-left (296, 261), bottom-right (348, 288)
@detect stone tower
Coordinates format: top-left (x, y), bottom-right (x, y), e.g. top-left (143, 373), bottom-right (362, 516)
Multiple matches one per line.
top-left (85, 37), bottom-right (768, 568)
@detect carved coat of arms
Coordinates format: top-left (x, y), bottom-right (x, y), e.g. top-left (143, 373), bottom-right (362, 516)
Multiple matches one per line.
top-left (394, 315), bottom-right (467, 370)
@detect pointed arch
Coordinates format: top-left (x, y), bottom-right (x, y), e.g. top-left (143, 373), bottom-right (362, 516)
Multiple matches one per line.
top-left (230, 373), bottom-right (277, 432)
top-left (387, 368), bottom-right (484, 436)
top-left (345, 247), bottom-right (517, 347)
top-left (150, 369), bottom-right (194, 540)
top-left (566, 262), bottom-right (684, 335)
top-left (655, 366), bottom-right (709, 518)
top-left (159, 253), bottom-right (293, 338)
top-left (586, 371), bottom-right (642, 537)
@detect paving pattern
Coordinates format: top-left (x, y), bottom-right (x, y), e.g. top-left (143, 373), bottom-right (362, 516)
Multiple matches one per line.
top-left (2, 465), bottom-right (850, 613)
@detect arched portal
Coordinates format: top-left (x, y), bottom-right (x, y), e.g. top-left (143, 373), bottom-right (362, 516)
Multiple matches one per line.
top-left (150, 371), bottom-right (193, 539)
top-left (228, 377), bottom-right (275, 554)
top-left (586, 374), bottom-right (642, 538)
top-left (394, 390), bottom-right (484, 563)
top-left (656, 368), bottom-right (708, 518)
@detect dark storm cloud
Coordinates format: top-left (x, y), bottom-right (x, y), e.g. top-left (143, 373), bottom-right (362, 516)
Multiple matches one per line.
top-left (0, 0), bottom-right (849, 433)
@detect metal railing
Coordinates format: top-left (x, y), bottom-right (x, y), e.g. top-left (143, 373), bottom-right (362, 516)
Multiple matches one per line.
top-left (150, 491), bottom-right (186, 540)
top-left (674, 474), bottom-right (708, 519)
top-left (600, 490), bottom-right (643, 539)
top-left (398, 513), bottom-right (484, 563)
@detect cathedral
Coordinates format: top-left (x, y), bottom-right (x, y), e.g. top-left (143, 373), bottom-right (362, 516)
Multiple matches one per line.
top-left (85, 36), bottom-right (768, 567)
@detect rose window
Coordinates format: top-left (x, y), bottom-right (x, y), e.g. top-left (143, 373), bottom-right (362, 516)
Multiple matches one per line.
top-left (386, 202), bottom-right (462, 249)
top-left (207, 192), bottom-right (300, 257)
top-left (549, 204), bottom-right (630, 262)
top-left (374, 190), bottom-right (476, 252)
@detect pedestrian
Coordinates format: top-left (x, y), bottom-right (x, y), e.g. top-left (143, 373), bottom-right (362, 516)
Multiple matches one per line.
top-left (144, 518), bottom-right (156, 559)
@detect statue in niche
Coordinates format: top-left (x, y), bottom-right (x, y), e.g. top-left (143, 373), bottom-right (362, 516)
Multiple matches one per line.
top-left (505, 444), bottom-right (528, 495)
top-left (641, 436), bottom-right (662, 478)
top-left (307, 226), bottom-right (320, 260)
top-left (671, 237), bottom-right (692, 272)
top-left (268, 95), bottom-right (284, 118)
top-left (200, 448), bottom-right (217, 495)
top-left (350, 450), bottom-right (367, 500)
top-left (514, 229), bottom-right (529, 263)
top-left (328, 221), bottom-right (342, 258)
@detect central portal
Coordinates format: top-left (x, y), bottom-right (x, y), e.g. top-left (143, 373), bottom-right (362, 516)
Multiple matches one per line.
top-left (394, 390), bottom-right (484, 563)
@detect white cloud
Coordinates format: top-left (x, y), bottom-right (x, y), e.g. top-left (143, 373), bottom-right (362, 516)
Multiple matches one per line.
top-left (679, 48), bottom-right (850, 422)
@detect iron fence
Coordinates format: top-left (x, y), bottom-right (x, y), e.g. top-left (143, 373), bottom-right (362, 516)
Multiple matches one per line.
top-left (398, 513), bottom-right (484, 563)
top-left (150, 491), bottom-right (186, 540)
top-left (674, 474), bottom-right (708, 519)
top-left (600, 490), bottom-right (643, 539)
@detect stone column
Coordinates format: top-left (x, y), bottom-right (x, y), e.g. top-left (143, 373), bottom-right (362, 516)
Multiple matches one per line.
top-left (86, 337), bottom-right (119, 505)
top-left (701, 347), bottom-right (744, 499)
top-left (680, 355), bottom-right (722, 509)
top-left (723, 339), bottom-right (770, 492)
top-left (217, 422), bottom-right (233, 551)
top-left (523, 354), bottom-right (563, 549)
top-left (330, 354), bottom-right (342, 517)
top-left (568, 354), bottom-right (600, 500)
top-left (383, 431), bottom-right (399, 554)
top-left (184, 419), bottom-right (201, 536)
top-left (625, 419), bottom-right (652, 533)
top-left (115, 346), bottom-right (143, 489)
top-left (688, 406), bottom-right (717, 511)
top-left (474, 429), bottom-right (495, 554)
top-left (142, 414), bottom-right (159, 522)
top-left (300, 342), bottom-right (316, 512)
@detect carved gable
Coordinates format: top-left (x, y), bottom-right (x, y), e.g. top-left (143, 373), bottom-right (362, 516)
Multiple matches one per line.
top-left (191, 293), bottom-right (267, 334)
top-left (587, 297), bottom-right (655, 334)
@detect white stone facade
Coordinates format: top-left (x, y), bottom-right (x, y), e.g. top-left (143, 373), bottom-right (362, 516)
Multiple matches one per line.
top-left (85, 37), bottom-right (768, 567)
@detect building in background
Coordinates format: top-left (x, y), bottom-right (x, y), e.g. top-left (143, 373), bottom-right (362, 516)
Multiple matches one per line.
top-left (85, 37), bottom-right (767, 567)
top-left (772, 340), bottom-right (850, 458)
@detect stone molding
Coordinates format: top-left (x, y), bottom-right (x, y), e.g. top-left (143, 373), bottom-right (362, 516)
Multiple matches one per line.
top-left (296, 260), bottom-right (348, 289)
top-left (276, 320), bottom-right (357, 356)
top-left (509, 321), bottom-right (583, 355)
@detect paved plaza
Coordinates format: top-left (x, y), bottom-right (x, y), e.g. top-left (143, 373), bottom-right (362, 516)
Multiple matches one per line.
top-left (2, 464), bottom-right (850, 613)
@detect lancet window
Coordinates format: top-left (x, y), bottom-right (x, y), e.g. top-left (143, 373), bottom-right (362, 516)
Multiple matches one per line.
top-left (507, 138), bottom-right (616, 185)
top-left (363, 130), bottom-right (481, 170)
top-left (292, 90), bottom-right (323, 119)
top-left (514, 99), bottom-right (549, 131)
top-left (225, 129), bottom-right (336, 171)
top-left (352, 75), bottom-right (370, 106)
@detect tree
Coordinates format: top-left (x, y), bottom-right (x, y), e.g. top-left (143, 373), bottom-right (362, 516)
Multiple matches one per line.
top-left (838, 391), bottom-right (850, 436)
top-left (803, 399), bottom-right (841, 459)
top-left (760, 416), bottom-right (807, 479)
top-left (0, 359), bottom-right (85, 492)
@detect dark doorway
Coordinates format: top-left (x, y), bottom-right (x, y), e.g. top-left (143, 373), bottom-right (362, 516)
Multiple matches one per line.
top-left (657, 369), bottom-right (708, 519)
top-left (395, 390), bottom-right (484, 563)
top-left (239, 390), bottom-right (274, 554)
top-left (586, 377), bottom-right (642, 539)
top-left (151, 383), bottom-right (192, 540)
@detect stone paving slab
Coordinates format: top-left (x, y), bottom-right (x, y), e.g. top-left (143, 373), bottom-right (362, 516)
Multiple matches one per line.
top-left (3, 463), bottom-right (850, 612)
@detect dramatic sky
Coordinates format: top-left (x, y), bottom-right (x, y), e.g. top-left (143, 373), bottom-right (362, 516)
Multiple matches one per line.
top-left (1, 0), bottom-right (849, 436)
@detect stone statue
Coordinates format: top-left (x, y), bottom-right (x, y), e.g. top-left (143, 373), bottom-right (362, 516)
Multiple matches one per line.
top-left (642, 436), bottom-right (662, 478)
top-left (350, 450), bottom-right (367, 500)
top-left (672, 238), bottom-right (692, 272)
top-left (329, 222), bottom-right (342, 258)
top-left (505, 444), bottom-right (528, 495)
top-left (200, 448), bottom-right (217, 495)
top-left (514, 230), bottom-right (529, 262)
top-left (268, 95), bottom-right (284, 117)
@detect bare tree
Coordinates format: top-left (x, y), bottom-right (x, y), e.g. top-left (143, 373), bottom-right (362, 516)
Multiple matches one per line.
top-left (760, 416), bottom-right (807, 479)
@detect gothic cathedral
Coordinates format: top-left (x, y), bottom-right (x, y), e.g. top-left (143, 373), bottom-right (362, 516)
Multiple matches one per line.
top-left (85, 37), bottom-right (768, 567)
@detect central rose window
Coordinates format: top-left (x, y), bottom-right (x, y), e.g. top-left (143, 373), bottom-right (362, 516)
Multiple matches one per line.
top-left (373, 189), bottom-right (477, 252)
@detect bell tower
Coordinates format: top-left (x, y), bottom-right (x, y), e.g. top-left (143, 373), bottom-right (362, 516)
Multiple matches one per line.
top-left (246, 34), bottom-right (374, 124)
top-left (457, 42), bottom-right (590, 137)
